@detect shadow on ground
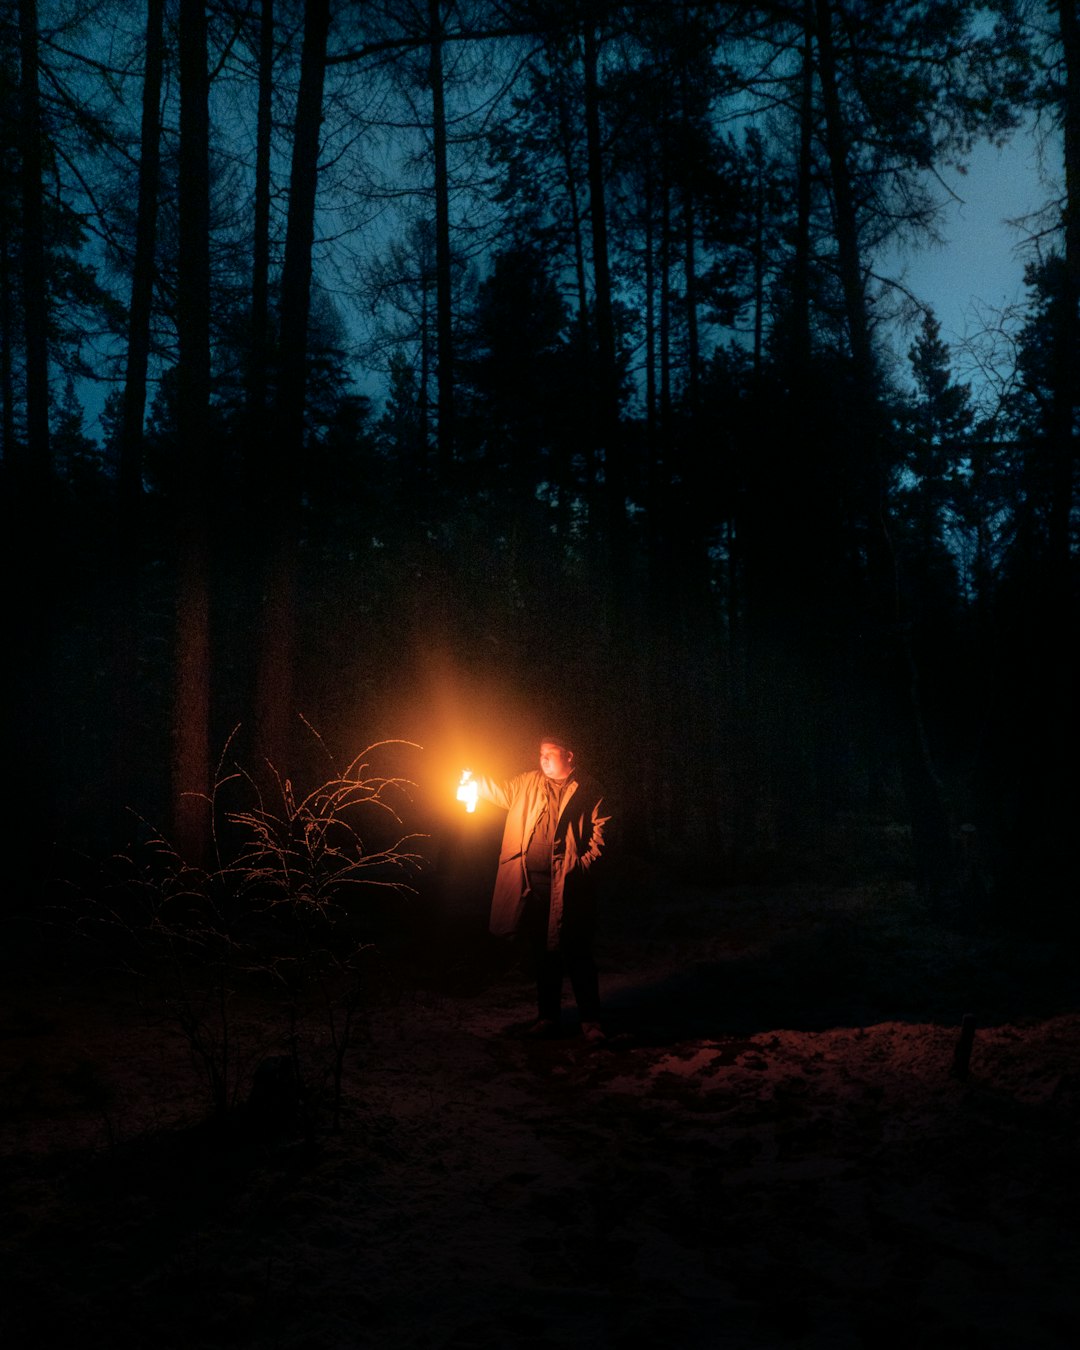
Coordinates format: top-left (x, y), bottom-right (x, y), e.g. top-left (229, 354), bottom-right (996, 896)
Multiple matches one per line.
top-left (406, 875), bottom-right (1080, 1047)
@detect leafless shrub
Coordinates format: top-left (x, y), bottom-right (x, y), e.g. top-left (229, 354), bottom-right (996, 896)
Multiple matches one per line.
top-left (69, 729), bottom-right (426, 1136)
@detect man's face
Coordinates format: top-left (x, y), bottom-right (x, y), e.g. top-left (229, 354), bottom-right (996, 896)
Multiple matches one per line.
top-left (539, 742), bottom-right (574, 780)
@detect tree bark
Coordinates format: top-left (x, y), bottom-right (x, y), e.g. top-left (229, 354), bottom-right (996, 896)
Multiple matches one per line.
top-left (751, 135), bottom-right (765, 382)
top-left (109, 0), bottom-right (164, 833)
top-left (553, 60), bottom-right (591, 357)
top-left (683, 183), bottom-right (700, 399)
top-left (172, 0), bottom-right (213, 863)
top-left (248, 0), bottom-right (274, 444)
top-left (16, 0), bottom-right (49, 493)
top-left (553, 52), bottom-right (590, 544)
top-left (1050, 0), bottom-right (1078, 579)
top-left (1028, 0), bottom-right (1078, 901)
top-left (0, 224), bottom-right (13, 458)
top-left (254, 0), bottom-right (330, 778)
top-left (429, 0), bottom-right (456, 475)
top-left (791, 0), bottom-right (814, 382)
top-left (9, 0), bottom-right (55, 872)
top-left (118, 0), bottom-right (164, 528)
top-left (815, 0), bottom-right (954, 903)
top-left (582, 18), bottom-right (625, 622)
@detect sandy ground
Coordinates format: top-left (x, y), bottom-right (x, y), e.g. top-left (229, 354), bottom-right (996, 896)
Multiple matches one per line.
top-left (2, 872), bottom-right (1079, 1349)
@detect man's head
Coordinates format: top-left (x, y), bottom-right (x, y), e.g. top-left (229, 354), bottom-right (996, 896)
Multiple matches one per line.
top-left (539, 737), bottom-right (574, 780)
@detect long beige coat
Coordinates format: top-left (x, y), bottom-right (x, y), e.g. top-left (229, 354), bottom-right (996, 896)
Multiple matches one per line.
top-left (475, 770), bottom-right (611, 950)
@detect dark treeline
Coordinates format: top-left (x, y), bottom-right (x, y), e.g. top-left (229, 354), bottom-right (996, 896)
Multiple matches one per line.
top-left (1, 0), bottom-right (1076, 923)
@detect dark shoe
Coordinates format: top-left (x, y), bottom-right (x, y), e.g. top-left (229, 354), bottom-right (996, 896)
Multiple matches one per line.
top-left (580, 1020), bottom-right (606, 1044)
top-left (522, 1017), bottom-right (560, 1039)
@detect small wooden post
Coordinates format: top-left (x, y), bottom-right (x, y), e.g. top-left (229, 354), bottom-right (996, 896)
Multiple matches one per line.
top-left (951, 1013), bottom-right (976, 1080)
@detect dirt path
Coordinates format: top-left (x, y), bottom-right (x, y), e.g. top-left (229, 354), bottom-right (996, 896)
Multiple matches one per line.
top-left (2, 881), bottom-right (1079, 1348)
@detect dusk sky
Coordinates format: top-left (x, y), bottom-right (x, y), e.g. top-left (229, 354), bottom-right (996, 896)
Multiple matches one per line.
top-left (888, 119), bottom-right (1051, 380)
top-left (76, 114), bottom-right (1052, 443)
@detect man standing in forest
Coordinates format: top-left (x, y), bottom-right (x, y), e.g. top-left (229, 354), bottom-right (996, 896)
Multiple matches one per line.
top-left (462, 735), bottom-right (611, 1042)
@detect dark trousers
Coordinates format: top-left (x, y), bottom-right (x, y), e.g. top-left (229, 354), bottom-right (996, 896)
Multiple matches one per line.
top-left (522, 882), bottom-right (601, 1023)
top-left (535, 946), bottom-right (601, 1023)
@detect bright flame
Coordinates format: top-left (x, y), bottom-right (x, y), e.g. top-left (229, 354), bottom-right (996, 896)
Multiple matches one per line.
top-left (456, 769), bottom-right (478, 813)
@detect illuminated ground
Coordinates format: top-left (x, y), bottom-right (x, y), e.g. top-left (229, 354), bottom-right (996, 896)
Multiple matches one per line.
top-left (2, 877), bottom-right (1078, 1348)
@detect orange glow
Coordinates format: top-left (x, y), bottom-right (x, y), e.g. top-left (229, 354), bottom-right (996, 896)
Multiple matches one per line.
top-left (355, 636), bottom-right (557, 828)
top-left (456, 770), bottom-right (478, 813)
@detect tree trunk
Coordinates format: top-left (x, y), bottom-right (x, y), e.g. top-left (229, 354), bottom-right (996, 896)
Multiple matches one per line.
top-left (643, 165), bottom-right (657, 457)
top-left (553, 54), bottom-right (589, 544)
top-left (683, 184), bottom-right (700, 399)
top-left (429, 0), bottom-right (455, 476)
top-left (790, 0), bottom-right (814, 380)
top-left (419, 282), bottom-right (432, 462)
top-left (241, 0), bottom-right (275, 756)
top-left (16, 0), bottom-right (49, 492)
top-left (118, 0), bottom-right (164, 529)
top-left (9, 0), bottom-right (55, 874)
top-left (1050, 0), bottom-right (1078, 579)
top-left (0, 225), bottom-right (12, 457)
top-left (751, 137), bottom-right (765, 382)
top-left (254, 0), bottom-right (330, 778)
top-left (248, 0), bottom-right (274, 444)
top-left (172, 0), bottom-right (213, 863)
top-left (582, 19), bottom-right (625, 622)
top-left (815, 0), bottom-right (954, 904)
top-left (554, 62), bottom-right (590, 354)
top-left (110, 0), bottom-right (164, 833)
top-left (659, 173), bottom-right (672, 434)
top-left (1016, 0), bottom-right (1078, 906)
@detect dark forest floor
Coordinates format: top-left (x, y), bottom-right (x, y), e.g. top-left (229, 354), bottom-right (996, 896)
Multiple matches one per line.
top-left (2, 861), bottom-right (1079, 1349)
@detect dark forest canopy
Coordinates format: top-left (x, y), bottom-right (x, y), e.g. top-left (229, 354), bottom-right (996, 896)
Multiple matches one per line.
top-left (1, 0), bottom-right (1076, 924)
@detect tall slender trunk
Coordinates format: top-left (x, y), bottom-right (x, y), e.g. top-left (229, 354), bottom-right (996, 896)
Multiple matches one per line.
top-left (242, 0), bottom-right (275, 747)
top-left (1061, 0), bottom-right (1080, 291)
top-left (119, 0), bottom-right (164, 525)
top-left (683, 186), bottom-right (699, 400)
top-left (111, 0), bottom-right (164, 834)
top-left (554, 64), bottom-right (590, 351)
top-left (429, 0), bottom-right (455, 476)
top-left (814, 0), bottom-right (873, 376)
top-left (248, 0), bottom-right (274, 443)
top-left (815, 0), bottom-right (953, 902)
top-left (549, 57), bottom-right (588, 543)
top-left (679, 34), bottom-right (700, 406)
top-left (16, 0), bottom-right (49, 492)
top-left (1028, 0), bottom-right (1078, 902)
top-left (1050, 0), bottom-right (1078, 578)
top-left (419, 282), bottom-right (432, 461)
top-left (254, 0), bottom-right (330, 778)
top-left (10, 0), bottom-right (55, 872)
top-left (791, 0), bottom-right (814, 380)
top-left (751, 141), bottom-right (765, 382)
top-left (582, 19), bottom-right (624, 617)
top-left (0, 227), bottom-right (13, 456)
top-left (543, 56), bottom-right (590, 542)
top-left (659, 174), bottom-right (672, 434)
top-left (172, 0), bottom-right (212, 863)
top-left (643, 167), bottom-right (657, 455)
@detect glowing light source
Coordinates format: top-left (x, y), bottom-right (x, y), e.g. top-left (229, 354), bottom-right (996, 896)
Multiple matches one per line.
top-left (456, 769), bottom-right (478, 813)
